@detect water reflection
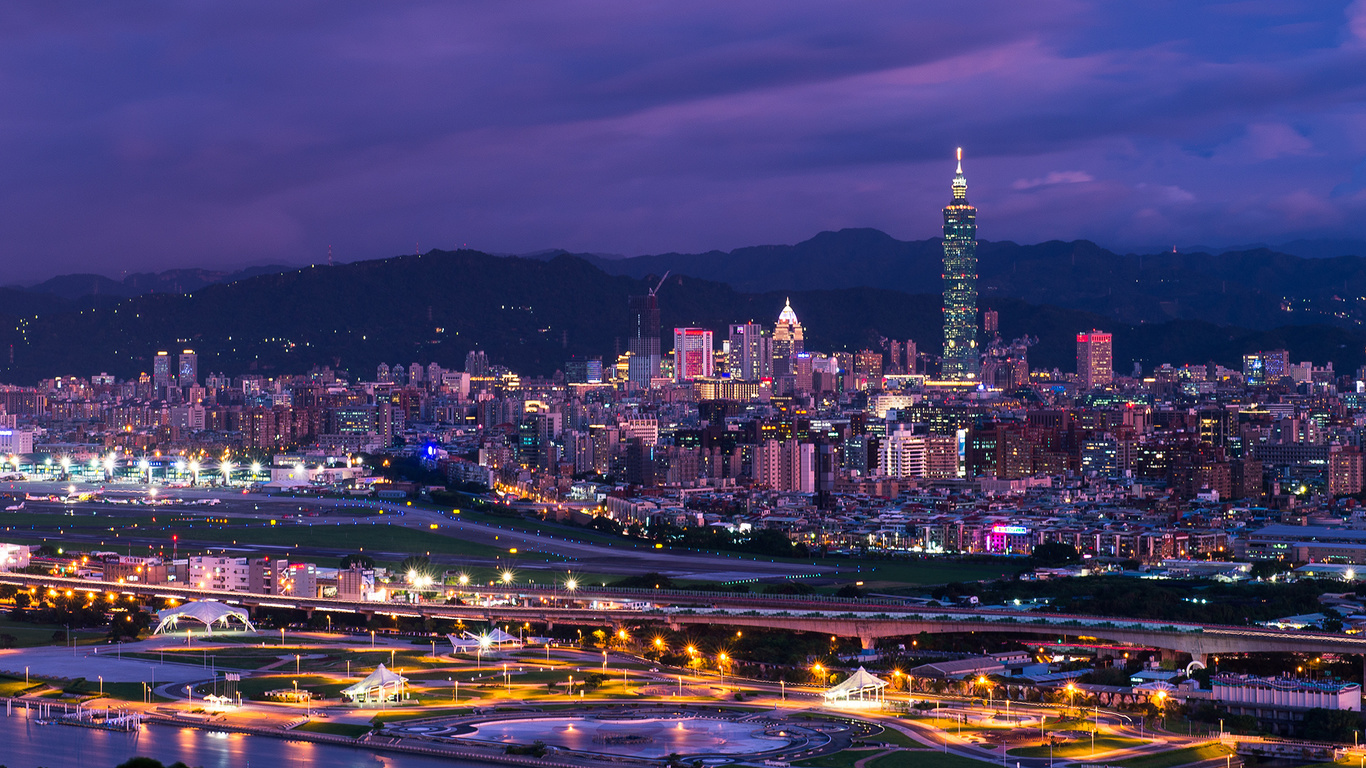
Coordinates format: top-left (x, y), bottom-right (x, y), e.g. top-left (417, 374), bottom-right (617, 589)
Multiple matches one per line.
top-left (0, 709), bottom-right (477, 768)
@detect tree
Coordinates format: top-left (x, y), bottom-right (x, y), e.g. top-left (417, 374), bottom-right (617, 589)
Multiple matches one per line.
top-left (1301, 708), bottom-right (1359, 742)
top-left (339, 553), bottom-right (375, 570)
top-left (834, 584), bottom-right (865, 599)
top-left (1031, 542), bottom-right (1080, 566)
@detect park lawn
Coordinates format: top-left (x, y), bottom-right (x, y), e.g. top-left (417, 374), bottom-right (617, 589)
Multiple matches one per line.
top-left (1009, 736), bottom-right (1147, 758)
top-left (1114, 743), bottom-right (1233, 768)
top-left (866, 724), bottom-right (921, 748)
top-left (794, 748), bottom-right (887, 768)
top-left (0, 676), bottom-right (45, 697)
top-left (870, 751), bottom-right (994, 768)
top-left (370, 707), bottom-right (477, 724)
top-left (151, 520), bottom-right (536, 560)
top-left (294, 720), bottom-right (372, 738)
top-left (228, 674), bottom-right (350, 701)
top-left (0, 618), bottom-right (96, 648)
top-left (95, 682), bottom-right (174, 703)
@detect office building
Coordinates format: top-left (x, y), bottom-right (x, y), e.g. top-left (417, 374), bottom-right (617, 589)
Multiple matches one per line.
top-left (1076, 330), bottom-right (1113, 389)
top-left (0, 428), bottom-right (34, 455)
top-left (1243, 349), bottom-right (1290, 386)
top-left (728, 323), bottom-right (773, 380)
top-left (627, 293), bottom-right (661, 387)
top-left (672, 328), bottom-right (714, 381)
top-left (942, 149), bottom-right (980, 380)
top-left (153, 351), bottom-right (173, 390)
top-left (178, 350), bottom-right (198, 387)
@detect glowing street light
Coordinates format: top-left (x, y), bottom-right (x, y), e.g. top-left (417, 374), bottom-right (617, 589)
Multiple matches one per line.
top-left (501, 570), bottom-right (514, 584)
top-left (220, 460), bottom-right (234, 484)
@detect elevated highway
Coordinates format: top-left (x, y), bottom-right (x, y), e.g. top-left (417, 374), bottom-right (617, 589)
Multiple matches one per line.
top-left (4, 572), bottom-right (1363, 662)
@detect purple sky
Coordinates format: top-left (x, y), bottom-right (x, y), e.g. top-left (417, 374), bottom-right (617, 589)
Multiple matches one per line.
top-left (2, 1), bottom-right (1365, 281)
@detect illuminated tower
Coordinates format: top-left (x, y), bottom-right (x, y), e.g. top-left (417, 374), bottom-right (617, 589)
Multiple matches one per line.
top-left (941, 148), bottom-right (979, 380)
top-left (772, 298), bottom-right (804, 374)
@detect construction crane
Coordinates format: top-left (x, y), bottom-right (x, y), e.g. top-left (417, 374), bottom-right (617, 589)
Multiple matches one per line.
top-left (649, 271), bottom-right (671, 297)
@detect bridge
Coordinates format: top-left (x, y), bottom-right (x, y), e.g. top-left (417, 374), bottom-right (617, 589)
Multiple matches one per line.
top-left (3, 572), bottom-right (1362, 663)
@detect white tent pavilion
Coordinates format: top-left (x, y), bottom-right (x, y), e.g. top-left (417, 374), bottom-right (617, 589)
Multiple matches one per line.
top-left (824, 667), bottom-right (889, 705)
top-left (152, 600), bottom-right (256, 635)
top-left (449, 628), bottom-right (521, 653)
top-left (341, 663), bottom-right (408, 703)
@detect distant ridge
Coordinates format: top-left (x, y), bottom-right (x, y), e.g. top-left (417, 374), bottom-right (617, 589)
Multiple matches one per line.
top-left (0, 247), bottom-right (1364, 385)
top-left (573, 228), bottom-right (1366, 330)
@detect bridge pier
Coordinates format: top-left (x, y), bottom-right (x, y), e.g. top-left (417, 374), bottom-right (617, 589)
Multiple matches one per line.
top-left (861, 636), bottom-right (876, 653)
top-left (304, 608), bottom-right (314, 619)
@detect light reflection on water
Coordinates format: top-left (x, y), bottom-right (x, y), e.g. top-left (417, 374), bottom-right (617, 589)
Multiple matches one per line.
top-left (469, 716), bottom-right (790, 758)
top-left (0, 709), bottom-right (479, 768)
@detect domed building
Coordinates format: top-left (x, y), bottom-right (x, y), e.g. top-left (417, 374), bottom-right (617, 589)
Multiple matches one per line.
top-left (773, 298), bottom-right (804, 373)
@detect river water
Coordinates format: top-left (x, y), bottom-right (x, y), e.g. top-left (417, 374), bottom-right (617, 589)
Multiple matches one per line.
top-left (0, 708), bottom-right (482, 768)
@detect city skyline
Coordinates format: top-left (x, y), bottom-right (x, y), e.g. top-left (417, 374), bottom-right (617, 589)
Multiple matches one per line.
top-left (1, 3), bottom-right (1365, 281)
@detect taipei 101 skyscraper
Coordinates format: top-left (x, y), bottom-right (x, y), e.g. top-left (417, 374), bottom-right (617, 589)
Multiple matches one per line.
top-left (941, 148), bottom-right (979, 380)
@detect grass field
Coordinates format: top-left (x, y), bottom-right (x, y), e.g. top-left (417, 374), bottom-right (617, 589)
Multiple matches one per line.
top-left (0, 618), bottom-right (103, 648)
top-left (294, 720), bottom-right (373, 738)
top-left (865, 725), bottom-right (922, 748)
top-left (1114, 743), bottom-right (1232, 768)
top-left (1009, 736), bottom-right (1147, 758)
top-left (794, 748), bottom-right (887, 768)
top-left (870, 751), bottom-right (993, 768)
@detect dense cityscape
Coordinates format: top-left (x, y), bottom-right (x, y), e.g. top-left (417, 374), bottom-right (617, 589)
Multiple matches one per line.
top-left (5, 4), bottom-right (1366, 768)
top-left (0, 152), bottom-right (1365, 768)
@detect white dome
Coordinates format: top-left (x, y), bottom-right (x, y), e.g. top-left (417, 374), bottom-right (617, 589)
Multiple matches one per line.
top-left (778, 298), bottom-right (799, 325)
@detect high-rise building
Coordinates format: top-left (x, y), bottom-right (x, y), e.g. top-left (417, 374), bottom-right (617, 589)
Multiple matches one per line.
top-left (178, 350), bottom-right (198, 387)
top-left (464, 349), bottom-right (489, 376)
top-left (627, 293), bottom-right (661, 387)
top-left (1243, 349), bottom-right (1289, 386)
top-left (727, 323), bottom-right (774, 380)
top-left (772, 299), bottom-right (804, 374)
top-left (672, 328), bottom-right (714, 381)
top-left (153, 351), bottom-right (173, 390)
top-left (983, 309), bottom-right (999, 337)
top-left (941, 148), bottom-right (980, 380)
top-left (1076, 330), bottom-right (1114, 389)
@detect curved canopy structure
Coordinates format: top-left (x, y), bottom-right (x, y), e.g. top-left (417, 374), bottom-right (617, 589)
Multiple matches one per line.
top-left (153, 600), bottom-right (256, 635)
top-left (341, 663), bottom-right (408, 702)
top-left (824, 667), bottom-right (889, 704)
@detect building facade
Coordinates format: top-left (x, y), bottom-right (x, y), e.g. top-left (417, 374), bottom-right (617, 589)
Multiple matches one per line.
top-left (941, 149), bottom-right (979, 380)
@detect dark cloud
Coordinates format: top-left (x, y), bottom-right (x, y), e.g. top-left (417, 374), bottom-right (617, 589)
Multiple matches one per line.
top-left (0, 1), bottom-right (1363, 280)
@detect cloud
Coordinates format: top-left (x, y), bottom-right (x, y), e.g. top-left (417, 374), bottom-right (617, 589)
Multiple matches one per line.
top-left (1216, 123), bottom-right (1314, 161)
top-left (0, 1), bottom-right (1363, 279)
top-left (1012, 171), bottom-right (1094, 190)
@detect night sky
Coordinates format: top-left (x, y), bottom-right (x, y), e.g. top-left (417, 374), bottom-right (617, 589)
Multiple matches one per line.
top-left (2, 1), bottom-right (1364, 281)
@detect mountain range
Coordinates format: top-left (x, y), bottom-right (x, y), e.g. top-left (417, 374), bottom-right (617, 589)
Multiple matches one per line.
top-left (558, 229), bottom-right (1366, 330)
top-left (2, 237), bottom-right (1366, 385)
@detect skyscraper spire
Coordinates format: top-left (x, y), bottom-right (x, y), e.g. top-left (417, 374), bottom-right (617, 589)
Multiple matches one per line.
top-left (942, 148), bottom-right (979, 380)
top-left (952, 147), bottom-right (968, 201)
